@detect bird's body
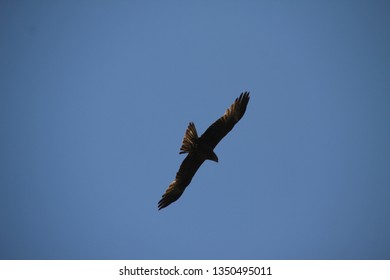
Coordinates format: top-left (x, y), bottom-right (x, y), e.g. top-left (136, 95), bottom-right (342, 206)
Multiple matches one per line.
top-left (158, 92), bottom-right (250, 210)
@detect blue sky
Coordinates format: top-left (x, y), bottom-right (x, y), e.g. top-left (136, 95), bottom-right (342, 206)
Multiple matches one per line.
top-left (1, 1), bottom-right (389, 259)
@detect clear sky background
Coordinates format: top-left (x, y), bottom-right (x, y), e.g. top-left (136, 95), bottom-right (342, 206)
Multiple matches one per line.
top-left (1, 1), bottom-right (389, 260)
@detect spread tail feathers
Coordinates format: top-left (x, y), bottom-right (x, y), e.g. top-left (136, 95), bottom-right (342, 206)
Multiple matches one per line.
top-left (179, 122), bottom-right (198, 154)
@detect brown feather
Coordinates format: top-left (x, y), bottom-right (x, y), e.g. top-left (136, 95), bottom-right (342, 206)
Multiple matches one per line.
top-left (200, 92), bottom-right (250, 149)
top-left (179, 122), bottom-right (198, 154)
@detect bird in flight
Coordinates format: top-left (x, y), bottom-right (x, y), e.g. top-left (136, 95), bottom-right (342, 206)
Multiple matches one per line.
top-left (158, 92), bottom-right (250, 210)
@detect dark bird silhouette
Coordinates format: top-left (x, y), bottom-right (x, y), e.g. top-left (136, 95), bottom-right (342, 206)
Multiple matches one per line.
top-left (158, 92), bottom-right (250, 210)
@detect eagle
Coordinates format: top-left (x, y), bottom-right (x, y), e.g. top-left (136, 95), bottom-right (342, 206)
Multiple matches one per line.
top-left (158, 92), bottom-right (250, 210)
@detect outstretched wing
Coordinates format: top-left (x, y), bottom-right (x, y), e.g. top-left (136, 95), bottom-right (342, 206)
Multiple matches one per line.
top-left (200, 92), bottom-right (250, 149)
top-left (158, 153), bottom-right (205, 210)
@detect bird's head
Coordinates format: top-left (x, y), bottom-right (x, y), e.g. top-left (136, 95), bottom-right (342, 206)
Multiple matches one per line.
top-left (208, 151), bottom-right (219, 163)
